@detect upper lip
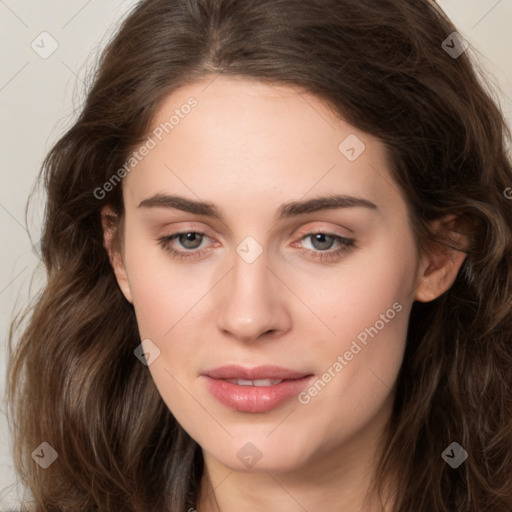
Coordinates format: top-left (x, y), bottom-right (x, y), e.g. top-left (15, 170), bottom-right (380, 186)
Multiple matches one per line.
top-left (203, 365), bottom-right (312, 381)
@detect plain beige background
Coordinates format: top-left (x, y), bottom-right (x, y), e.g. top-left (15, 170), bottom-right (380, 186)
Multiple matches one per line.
top-left (0, 0), bottom-right (511, 508)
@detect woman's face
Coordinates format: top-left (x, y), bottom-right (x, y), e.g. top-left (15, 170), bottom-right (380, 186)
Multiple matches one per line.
top-left (110, 76), bottom-right (427, 473)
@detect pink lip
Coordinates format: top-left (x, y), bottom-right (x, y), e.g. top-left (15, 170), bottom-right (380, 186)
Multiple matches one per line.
top-left (201, 365), bottom-right (315, 413)
top-left (203, 364), bottom-right (311, 381)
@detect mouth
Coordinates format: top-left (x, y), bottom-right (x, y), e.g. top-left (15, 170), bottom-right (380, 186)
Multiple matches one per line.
top-left (224, 378), bottom-right (285, 386)
top-left (201, 365), bottom-right (315, 413)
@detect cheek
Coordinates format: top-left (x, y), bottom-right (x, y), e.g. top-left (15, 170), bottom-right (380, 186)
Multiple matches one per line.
top-left (293, 230), bottom-right (416, 406)
top-left (122, 229), bottom-right (213, 338)
top-left (296, 229), bottom-right (417, 347)
top-left (124, 247), bottom-right (209, 423)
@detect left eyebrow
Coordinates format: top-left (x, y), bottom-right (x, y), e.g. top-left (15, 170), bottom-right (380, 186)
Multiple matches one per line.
top-left (137, 193), bottom-right (379, 219)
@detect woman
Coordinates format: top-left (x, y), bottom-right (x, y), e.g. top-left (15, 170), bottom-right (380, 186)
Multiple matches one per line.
top-left (8, 0), bottom-right (512, 510)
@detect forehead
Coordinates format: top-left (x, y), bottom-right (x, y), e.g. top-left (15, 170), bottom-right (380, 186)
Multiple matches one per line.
top-left (123, 76), bottom-right (402, 216)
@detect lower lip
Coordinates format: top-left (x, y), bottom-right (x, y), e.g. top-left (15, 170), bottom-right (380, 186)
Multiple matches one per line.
top-left (202, 375), bottom-right (315, 413)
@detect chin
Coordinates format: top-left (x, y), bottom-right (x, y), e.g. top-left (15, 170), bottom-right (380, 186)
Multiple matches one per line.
top-left (205, 435), bottom-right (314, 473)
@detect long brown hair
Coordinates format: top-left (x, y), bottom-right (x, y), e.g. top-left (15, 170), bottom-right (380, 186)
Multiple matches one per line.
top-left (8, 0), bottom-right (512, 510)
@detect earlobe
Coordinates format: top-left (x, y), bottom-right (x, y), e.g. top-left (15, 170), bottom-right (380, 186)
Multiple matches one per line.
top-left (101, 206), bottom-right (133, 304)
top-left (414, 215), bottom-right (470, 303)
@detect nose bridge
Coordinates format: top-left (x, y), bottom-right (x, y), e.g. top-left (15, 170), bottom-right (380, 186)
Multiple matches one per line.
top-left (216, 238), bottom-right (286, 341)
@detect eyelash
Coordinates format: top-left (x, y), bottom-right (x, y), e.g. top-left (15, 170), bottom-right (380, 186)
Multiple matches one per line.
top-left (157, 229), bottom-right (356, 262)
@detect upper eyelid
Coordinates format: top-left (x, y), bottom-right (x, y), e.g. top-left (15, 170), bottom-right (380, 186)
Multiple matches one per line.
top-left (160, 220), bottom-right (354, 239)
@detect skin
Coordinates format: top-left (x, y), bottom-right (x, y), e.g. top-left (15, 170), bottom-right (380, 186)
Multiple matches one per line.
top-left (103, 75), bottom-right (467, 511)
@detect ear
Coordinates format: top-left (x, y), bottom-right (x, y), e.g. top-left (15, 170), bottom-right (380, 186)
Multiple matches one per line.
top-left (414, 215), bottom-right (470, 303)
top-left (101, 205), bottom-right (133, 304)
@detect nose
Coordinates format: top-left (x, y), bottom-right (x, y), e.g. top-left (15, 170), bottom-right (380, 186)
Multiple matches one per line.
top-left (216, 248), bottom-right (291, 343)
